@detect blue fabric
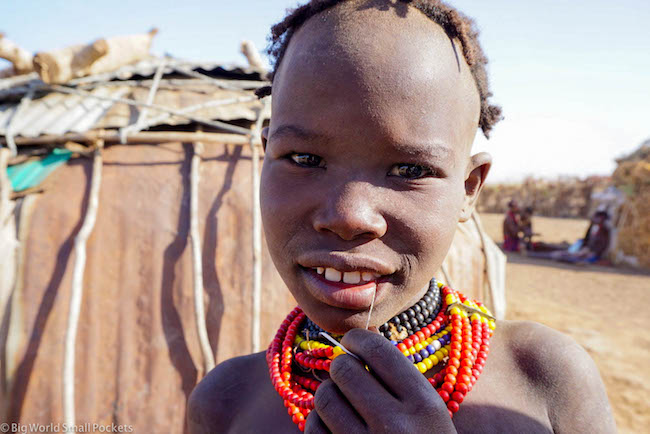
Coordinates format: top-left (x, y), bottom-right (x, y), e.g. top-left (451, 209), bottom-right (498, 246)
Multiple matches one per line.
top-left (6, 148), bottom-right (72, 191)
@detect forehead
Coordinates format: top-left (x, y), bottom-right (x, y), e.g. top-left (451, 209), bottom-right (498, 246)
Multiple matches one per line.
top-left (270, 2), bottom-right (481, 153)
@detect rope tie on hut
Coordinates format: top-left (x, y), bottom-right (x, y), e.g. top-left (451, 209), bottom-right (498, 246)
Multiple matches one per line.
top-left (63, 138), bottom-right (104, 427)
top-left (190, 133), bottom-right (216, 374)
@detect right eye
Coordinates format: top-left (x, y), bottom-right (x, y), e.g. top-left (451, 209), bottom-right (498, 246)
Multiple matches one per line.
top-left (289, 153), bottom-right (325, 168)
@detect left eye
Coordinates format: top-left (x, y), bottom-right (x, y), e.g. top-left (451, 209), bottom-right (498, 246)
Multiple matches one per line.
top-left (290, 153), bottom-right (325, 168)
top-left (389, 164), bottom-right (434, 179)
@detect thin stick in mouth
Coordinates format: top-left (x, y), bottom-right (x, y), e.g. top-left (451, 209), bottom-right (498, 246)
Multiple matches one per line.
top-left (365, 284), bottom-right (377, 331)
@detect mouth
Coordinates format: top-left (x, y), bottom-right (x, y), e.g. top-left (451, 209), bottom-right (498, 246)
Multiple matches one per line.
top-left (298, 264), bottom-right (394, 310)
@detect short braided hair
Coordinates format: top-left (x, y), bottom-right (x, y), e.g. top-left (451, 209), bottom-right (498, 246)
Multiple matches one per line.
top-left (257, 0), bottom-right (502, 137)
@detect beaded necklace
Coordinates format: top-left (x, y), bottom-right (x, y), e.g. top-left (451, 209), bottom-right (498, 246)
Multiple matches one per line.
top-left (266, 279), bottom-right (496, 432)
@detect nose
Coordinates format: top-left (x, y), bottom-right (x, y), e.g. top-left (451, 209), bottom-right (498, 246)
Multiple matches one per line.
top-left (312, 181), bottom-right (388, 241)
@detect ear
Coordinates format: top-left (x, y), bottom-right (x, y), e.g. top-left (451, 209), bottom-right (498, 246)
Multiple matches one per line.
top-left (459, 152), bottom-right (491, 222)
top-left (261, 126), bottom-right (269, 151)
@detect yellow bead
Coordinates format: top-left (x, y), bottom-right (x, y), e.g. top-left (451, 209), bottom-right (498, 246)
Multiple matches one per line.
top-left (489, 321), bottom-right (496, 330)
top-left (333, 346), bottom-right (344, 355)
top-left (450, 307), bottom-right (461, 316)
top-left (402, 350), bottom-right (410, 357)
top-left (429, 355), bottom-right (439, 365)
top-left (434, 350), bottom-right (444, 360)
top-left (437, 281), bottom-right (444, 288)
top-left (417, 362), bottom-right (427, 373)
top-left (409, 347), bottom-right (416, 355)
top-left (423, 357), bottom-right (434, 369)
top-left (425, 338), bottom-right (433, 345)
top-left (414, 343), bottom-right (423, 351)
top-left (479, 305), bottom-right (488, 313)
top-left (470, 313), bottom-right (481, 322)
top-left (481, 317), bottom-right (488, 324)
top-left (440, 347), bottom-right (449, 357)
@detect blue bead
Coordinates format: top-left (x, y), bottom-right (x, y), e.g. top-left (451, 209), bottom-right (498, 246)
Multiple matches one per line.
top-left (420, 349), bottom-right (430, 359)
top-left (407, 355), bottom-right (414, 363)
top-left (413, 353), bottom-right (422, 363)
top-left (391, 340), bottom-right (398, 346)
top-left (426, 344), bottom-right (435, 354)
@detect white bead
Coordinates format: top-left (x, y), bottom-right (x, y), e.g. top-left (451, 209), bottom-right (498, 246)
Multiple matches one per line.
top-left (433, 340), bottom-right (442, 350)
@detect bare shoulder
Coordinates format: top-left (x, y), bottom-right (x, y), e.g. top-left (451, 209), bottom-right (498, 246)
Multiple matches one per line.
top-left (495, 320), bottom-right (616, 433)
top-left (187, 351), bottom-right (268, 434)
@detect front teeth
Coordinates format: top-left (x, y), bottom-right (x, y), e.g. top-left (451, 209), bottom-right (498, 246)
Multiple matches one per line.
top-left (324, 268), bottom-right (342, 282)
top-left (315, 267), bottom-right (379, 283)
top-left (343, 271), bottom-right (361, 284)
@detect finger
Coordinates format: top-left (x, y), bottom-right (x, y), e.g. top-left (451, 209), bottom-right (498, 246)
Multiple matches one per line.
top-left (304, 410), bottom-right (330, 434)
top-left (313, 379), bottom-right (366, 433)
top-left (328, 352), bottom-right (395, 421)
top-left (341, 328), bottom-right (432, 401)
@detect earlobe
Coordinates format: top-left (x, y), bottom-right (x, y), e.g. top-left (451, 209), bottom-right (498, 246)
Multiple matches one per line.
top-left (261, 126), bottom-right (269, 151)
top-left (459, 152), bottom-right (492, 222)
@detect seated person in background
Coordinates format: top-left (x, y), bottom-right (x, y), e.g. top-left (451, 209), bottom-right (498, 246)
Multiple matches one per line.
top-left (502, 200), bottom-right (520, 252)
top-left (519, 206), bottom-right (534, 250)
top-left (573, 210), bottom-right (611, 263)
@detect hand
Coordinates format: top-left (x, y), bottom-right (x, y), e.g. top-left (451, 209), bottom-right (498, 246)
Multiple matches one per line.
top-left (305, 329), bottom-right (457, 433)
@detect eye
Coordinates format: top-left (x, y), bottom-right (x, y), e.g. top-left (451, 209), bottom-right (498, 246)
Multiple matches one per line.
top-left (289, 153), bottom-right (325, 168)
top-left (388, 164), bottom-right (435, 179)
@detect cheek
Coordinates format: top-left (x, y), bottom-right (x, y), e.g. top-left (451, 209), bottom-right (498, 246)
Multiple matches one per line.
top-left (393, 180), bottom-right (465, 271)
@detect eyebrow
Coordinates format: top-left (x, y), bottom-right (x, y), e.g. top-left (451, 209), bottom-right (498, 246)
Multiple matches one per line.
top-left (270, 124), bottom-right (330, 142)
top-left (391, 141), bottom-right (455, 164)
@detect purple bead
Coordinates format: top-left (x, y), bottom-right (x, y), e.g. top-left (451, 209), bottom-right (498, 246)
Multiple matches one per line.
top-left (413, 353), bottom-right (423, 363)
top-left (391, 340), bottom-right (398, 346)
top-left (420, 349), bottom-right (430, 359)
top-left (407, 355), bottom-right (415, 363)
top-left (426, 344), bottom-right (435, 354)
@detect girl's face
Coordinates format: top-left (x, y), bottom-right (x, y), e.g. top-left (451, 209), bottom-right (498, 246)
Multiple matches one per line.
top-left (260, 5), bottom-right (490, 333)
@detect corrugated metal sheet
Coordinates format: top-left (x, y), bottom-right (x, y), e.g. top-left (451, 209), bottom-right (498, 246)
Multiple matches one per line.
top-left (0, 58), bottom-right (268, 139)
top-left (0, 87), bottom-right (131, 138)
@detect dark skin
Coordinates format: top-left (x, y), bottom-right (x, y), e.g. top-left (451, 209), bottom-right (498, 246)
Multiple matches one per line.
top-left (188, 2), bottom-right (615, 433)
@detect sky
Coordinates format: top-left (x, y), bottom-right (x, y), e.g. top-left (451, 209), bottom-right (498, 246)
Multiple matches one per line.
top-left (2, 0), bottom-right (649, 183)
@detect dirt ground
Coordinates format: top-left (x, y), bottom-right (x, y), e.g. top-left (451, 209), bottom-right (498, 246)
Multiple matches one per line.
top-left (480, 213), bottom-right (650, 433)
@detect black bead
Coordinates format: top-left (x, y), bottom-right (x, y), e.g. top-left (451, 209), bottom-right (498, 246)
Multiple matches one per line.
top-left (409, 317), bottom-right (418, 328)
top-left (383, 331), bottom-right (392, 339)
top-left (415, 312), bottom-right (424, 323)
top-left (400, 313), bottom-right (409, 322)
top-left (413, 304), bottom-right (422, 313)
top-left (405, 321), bottom-right (412, 330)
top-left (407, 309), bottom-right (416, 318)
top-left (418, 300), bottom-right (428, 309)
top-left (379, 322), bottom-right (389, 332)
top-left (397, 325), bottom-right (404, 332)
top-left (393, 316), bottom-right (401, 325)
top-left (423, 295), bottom-right (432, 304)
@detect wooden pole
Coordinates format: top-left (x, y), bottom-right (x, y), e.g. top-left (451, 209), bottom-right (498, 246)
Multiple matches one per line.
top-left (1, 130), bottom-right (261, 148)
top-left (250, 101), bottom-right (268, 353)
top-left (63, 138), bottom-right (103, 427)
top-left (190, 136), bottom-right (216, 374)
